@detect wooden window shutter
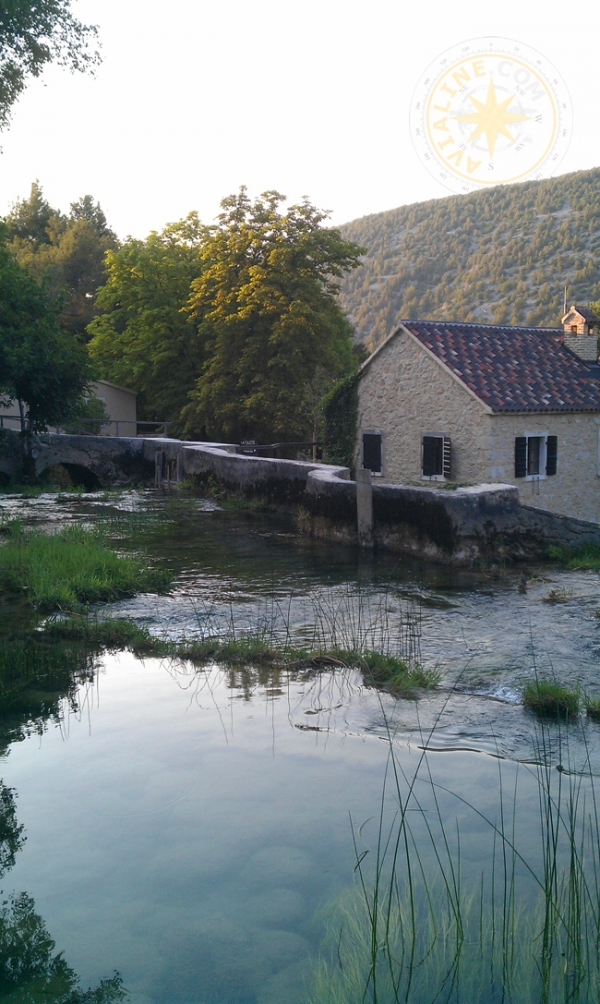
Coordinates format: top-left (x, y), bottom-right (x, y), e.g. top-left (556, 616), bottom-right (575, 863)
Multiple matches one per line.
top-left (443, 437), bottom-right (452, 479)
top-left (514, 437), bottom-right (527, 478)
top-left (546, 436), bottom-right (557, 476)
top-left (362, 433), bottom-right (382, 474)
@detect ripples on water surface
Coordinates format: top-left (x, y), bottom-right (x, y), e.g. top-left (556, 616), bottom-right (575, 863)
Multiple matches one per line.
top-left (2, 489), bottom-right (600, 1002)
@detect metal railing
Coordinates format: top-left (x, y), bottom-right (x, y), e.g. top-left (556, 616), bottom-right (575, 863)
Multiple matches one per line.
top-left (235, 441), bottom-right (322, 458)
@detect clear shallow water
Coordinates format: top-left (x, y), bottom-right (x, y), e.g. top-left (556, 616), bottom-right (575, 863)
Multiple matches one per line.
top-left (3, 488), bottom-right (600, 703)
top-left (2, 490), bottom-right (600, 1001)
top-left (0, 653), bottom-right (588, 1004)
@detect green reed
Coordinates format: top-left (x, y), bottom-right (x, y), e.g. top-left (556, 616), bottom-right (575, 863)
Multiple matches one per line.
top-left (309, 697), bottom-right (600, 1003)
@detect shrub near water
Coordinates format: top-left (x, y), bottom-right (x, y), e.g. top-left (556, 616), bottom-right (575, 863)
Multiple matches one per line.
top-left (0, 523), bottom-right (170, 610)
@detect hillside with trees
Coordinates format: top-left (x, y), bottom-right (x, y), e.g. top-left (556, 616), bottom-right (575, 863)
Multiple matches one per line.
top-left (337, 167), bottom-right (600, 350)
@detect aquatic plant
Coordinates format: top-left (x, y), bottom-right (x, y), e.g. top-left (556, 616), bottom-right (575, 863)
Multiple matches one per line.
top-left (0, 523), bottom-right (170, 610)
top-left (546, 542), bottom-right (600, 570)
top-left (522, 679), bottom-right (581, 718)
top-left (583, 696), bottom-right (600, 721)
top-left (308, 702), bottom-right (600, 1004)
top-left (42, 616), bottom-right (439, 695)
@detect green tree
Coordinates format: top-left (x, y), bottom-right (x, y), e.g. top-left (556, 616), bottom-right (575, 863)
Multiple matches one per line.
top-left (87, 214), bottom-right (207, 428)
top-left (6, 184), bottom-right (117, 338)
top-left (181, 189), bottom-right (364, 442)
top-left (0, 0), bottom-right (100, 130)
top-left (0, 230), bottom-right (90, 468)
top-left (5, 181), bottom-right (57, 244)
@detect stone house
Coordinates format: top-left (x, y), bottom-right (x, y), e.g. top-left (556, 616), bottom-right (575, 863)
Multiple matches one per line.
top-left (356, 306), bottom-right (600, 522)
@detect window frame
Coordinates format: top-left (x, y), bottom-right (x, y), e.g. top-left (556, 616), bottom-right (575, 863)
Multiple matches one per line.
top-left (519, 431), bottom-right (550, 481)
top-left (361, 429), bottom-right (383, 477)
top-left (421, 433), bottom-right (451, 482)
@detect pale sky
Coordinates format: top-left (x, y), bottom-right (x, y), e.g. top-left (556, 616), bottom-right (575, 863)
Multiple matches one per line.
top-left (1, 0), bottom-right (599, 239)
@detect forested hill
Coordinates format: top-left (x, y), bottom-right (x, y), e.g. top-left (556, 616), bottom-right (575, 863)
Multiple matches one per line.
top-left (337, 167), bottom-right (600, 350)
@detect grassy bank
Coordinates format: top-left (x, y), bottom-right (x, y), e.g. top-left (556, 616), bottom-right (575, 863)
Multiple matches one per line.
top-left (546, 542), bottom-right (600, 569)
top-left (42, 616), bottom-right (440, 695)
top-left (0, 522), bottom-right (170, 611)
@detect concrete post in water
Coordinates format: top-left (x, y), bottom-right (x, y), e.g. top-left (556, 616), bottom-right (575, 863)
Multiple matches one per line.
top-left (177, 452), bottom-right (184, 484)
top-left (356, 467), bottom-right (373, 547)
top-left (154, 450), bottom-right (163, 488)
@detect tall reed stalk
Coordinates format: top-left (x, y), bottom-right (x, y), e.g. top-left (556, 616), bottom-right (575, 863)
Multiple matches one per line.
top-left (310, 697), bottom-right (600, 1003)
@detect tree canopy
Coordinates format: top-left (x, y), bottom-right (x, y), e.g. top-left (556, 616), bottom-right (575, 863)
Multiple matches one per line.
top-left (0, 228), bottom-right (90, 446)
top-left (87, 214), bottom-right (207, 426)
top-left (89, 190), bottom-right (364, 442)
top-left (6, 182), bottom-right (117, 337)
top-left (0, 0), bottom-right (100, 129)
top-left (181, 189), bottom-right (363, 442)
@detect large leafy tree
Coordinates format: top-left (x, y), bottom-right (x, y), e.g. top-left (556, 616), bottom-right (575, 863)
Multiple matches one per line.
top-left (6, 183), bottom-right (117, 337)
top-left (87, 214), bottom-right (207, 427)
top-left (0, 229), bottom-right (90, 465)
top-left (181, 189), bottom-right (364, 442)
top-left (0, 0), bottom-right (100, 130)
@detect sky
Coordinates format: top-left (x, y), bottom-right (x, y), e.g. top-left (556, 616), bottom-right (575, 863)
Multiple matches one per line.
top-left (1, 0), bottom-right (599, 239)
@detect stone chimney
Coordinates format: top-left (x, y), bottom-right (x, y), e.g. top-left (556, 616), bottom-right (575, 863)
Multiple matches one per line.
top-left (561, 305), bottom-right (600, 361)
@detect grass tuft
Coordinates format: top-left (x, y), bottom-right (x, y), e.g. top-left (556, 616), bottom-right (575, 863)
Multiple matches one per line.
top-left (546, 542), bottom-right (600, 569)
top-left (41, 617), bottom-right (439, 696)
top-left (522, 679), bottom-right (580, 718)
top-left (584, 695), bottom-right (600, 721)
top-left (0, 523), bottom-right (170, 611)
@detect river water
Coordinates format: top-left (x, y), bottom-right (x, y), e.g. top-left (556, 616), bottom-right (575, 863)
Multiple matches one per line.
top-left (1, 490), bottom-right (600, 1003)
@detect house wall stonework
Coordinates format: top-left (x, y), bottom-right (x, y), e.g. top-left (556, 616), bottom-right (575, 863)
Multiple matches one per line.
top-left (489, 412), bottom-right (600, 523)
top-left (356, 329), bottom-right (600, 523)
top-left (356, 329), bottom-right (492, 484)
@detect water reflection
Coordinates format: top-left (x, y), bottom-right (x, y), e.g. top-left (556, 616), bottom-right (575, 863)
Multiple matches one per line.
top-left (0, 782), bottom-right (127, 1003)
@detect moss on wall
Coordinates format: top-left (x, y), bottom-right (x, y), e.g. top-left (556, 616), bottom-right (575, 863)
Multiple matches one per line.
top-left (323, 373), bottom-right (359, 469)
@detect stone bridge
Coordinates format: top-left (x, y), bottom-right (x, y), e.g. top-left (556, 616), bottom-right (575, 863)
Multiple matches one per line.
top-left (2, 429), bottom-right (600, 565)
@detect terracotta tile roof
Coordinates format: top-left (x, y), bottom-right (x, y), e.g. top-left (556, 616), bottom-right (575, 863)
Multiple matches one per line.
top-left (402, 320), bottom-right (600, 413)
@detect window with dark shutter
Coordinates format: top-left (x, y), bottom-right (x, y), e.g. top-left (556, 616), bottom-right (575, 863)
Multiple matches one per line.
top-left (515, 437), bottom-right (527, 478)
top-left (422, 436), bottom-right (443, 477)
top-left (362, 433), bottom-right (382, 474)
top-left (546, 436), bottom-right (557, 476)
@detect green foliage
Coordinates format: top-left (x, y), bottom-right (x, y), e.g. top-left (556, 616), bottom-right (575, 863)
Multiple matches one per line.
top-left (338, 167), bottom-right (600, 349)
top-left (0, 523), bottom-right (170, 610)
top-left (0, 1), bottom-right (100, 130)
top-left (42, 616), bottom-right (439, 696)
top-left (181, 189), bottom-right (363, 442)
top-left (89, 191), bottom-right (363, 441)
top-left (62, 391), bottom-right (109, 436)
top-left (354, 649), bottom-right (439, 691)
top-left (87, 214), bottom-right (207, 428)
top-left (584, 696), bottom-right (600, 721)
top-left (0, 226), bottom-right (90, 443)
top-left (323, 372), bottom-right (359, 468)
top-left (522, 679), bottom-right (580, 718)
top-left (545, 542), bottom-right (600, 569)
top-left (6, 183), bottom-right (117, 338)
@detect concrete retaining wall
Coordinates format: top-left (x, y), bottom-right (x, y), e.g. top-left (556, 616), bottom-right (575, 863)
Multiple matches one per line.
top-left (2, 430), bottom-right (600, 565)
